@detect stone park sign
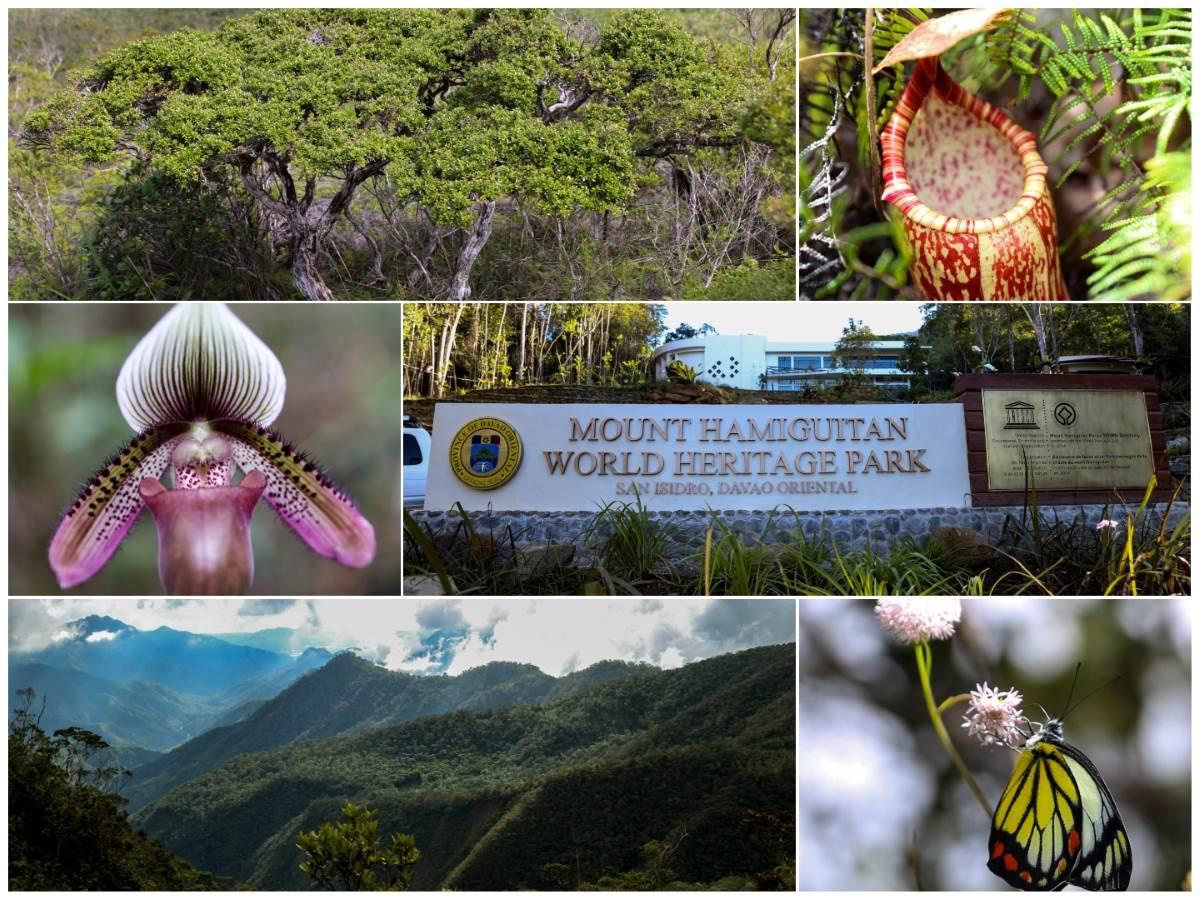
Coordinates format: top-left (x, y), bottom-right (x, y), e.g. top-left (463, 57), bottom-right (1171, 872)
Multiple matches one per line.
top-left (425, 403), bottom-right (973, 512)
top-left (421, 374), bottom-right (1171, 514)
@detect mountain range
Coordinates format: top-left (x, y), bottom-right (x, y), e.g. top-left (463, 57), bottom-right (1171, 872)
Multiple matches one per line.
top-left (9, 616), bottom-right (331, 752)
top-left (123, 652), bottom-right (652, 809)
top-left (10, 616), bottom-right (795, 890)
top-left (133, 643), bottom-right (796, 890)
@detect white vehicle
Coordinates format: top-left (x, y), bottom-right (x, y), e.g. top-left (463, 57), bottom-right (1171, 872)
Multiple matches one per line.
top-left (403, 417), bottom-right (431, 509)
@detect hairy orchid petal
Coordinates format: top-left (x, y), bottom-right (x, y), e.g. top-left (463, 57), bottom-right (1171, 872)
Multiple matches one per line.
top-left (216, 420), bottom-right (376, 568)
top-left (49, 424), bottom-right (189, 589)
top-left (116, 303), bottom-right (286, 432)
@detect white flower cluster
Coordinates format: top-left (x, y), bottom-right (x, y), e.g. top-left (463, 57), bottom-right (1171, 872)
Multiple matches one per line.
top-left (962, 682), bottom-right (1025, 748)
top-left (874, 598), bottom-right (962, 644)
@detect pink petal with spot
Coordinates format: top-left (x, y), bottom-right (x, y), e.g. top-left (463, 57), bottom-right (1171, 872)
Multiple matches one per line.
top-left (49, 432), bottom-right (184, 589)
top-left (226, 433), bottom-right (375, 568)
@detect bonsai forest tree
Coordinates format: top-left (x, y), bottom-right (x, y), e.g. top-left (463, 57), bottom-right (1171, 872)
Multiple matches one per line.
top-left (297, 803), bottom-right (420, 891)
top-left (24, 9), bottom-right (750, 301)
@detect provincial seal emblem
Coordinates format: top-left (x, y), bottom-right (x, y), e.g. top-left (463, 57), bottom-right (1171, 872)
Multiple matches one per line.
top-left (448, 417), bottom-right (522, 489)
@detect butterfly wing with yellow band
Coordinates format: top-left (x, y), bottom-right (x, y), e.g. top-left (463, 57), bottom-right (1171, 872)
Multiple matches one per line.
top-left (988, 741), bottom-right (1084, 890)
top-left (987, 739), bottom-right (1131, 891)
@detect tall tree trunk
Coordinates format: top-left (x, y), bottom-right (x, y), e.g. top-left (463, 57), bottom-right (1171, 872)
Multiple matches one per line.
top-left (495, 302), bottom-right (508, 385)
top-left (434, 303), bottom-right (465, 398)
top-left (1125, 305), bottom-right (1145, 357)
top-left (970, 307), bottom-right (995, 370)
top-left (1006, 305), bottom-right (1016, 371)
top-left (517, 303), bottom-right (528, 383)
top-left (1047, 305), bottom-right (1059, 363)
top-left (480, 302), bottom-right (490, 388)
top-left (1023, 305), bottom-right (1050, 366)
top-left (448, 201), bottom-right (496, 301)
top-left (428, 330), bottom-right (435, 397)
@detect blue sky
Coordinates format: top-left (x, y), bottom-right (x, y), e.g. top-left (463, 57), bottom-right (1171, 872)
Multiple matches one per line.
top-left (662, 301), bottom-right (927, 341)
top-left (10, 598), bottom-right (796, 677)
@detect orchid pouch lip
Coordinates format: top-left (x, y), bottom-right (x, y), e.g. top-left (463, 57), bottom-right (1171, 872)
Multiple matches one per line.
top-left (880, 56), bottom-right (1070, 301)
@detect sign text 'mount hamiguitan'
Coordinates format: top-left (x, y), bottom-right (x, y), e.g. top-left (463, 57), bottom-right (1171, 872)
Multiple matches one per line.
top-left (424, 403), bottom-right (972, 512)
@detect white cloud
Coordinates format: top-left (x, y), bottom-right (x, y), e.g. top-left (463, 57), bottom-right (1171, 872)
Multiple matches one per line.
top-left (659, 647), bottom-right (686, 670)
top-left (8, 598), bottom-right (794, 676)
top-left (84, 630), bottom-right (120, 643)
top-left (662, 301), bottom-right (924, 342)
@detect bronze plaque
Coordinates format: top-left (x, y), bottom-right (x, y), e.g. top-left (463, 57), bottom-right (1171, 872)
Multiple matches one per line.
top-left (981, 389), bottom-right (1154, 491)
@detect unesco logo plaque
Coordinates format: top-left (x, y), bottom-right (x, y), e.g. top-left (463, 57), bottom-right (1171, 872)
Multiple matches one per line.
top-left (449, 417), bottom-right (523, 490)
top-left (981, 389), bottom-right (1154, 491)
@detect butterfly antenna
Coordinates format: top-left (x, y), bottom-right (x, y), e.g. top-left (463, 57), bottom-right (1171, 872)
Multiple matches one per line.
top-left (1060, 662), bottom-right (1083, 717)
top-left (1062, 673), bottom-right (1122, 723)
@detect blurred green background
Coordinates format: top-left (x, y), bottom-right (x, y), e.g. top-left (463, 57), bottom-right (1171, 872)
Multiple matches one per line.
top-left (9, 303), bottom-right (401, 595)
top-left (799, 598), bottom-right (1190, 891)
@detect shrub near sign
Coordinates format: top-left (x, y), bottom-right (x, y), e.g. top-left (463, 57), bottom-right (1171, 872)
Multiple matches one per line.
top-left (424, 404), bottom-right (972, 512)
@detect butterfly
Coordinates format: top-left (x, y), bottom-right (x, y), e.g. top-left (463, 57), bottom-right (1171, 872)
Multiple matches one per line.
top-left (987, 712), bottom-right (1132, 891)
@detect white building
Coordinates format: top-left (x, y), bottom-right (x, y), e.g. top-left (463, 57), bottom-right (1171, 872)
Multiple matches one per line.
top-left (650, 334), bottom-right (919, 391)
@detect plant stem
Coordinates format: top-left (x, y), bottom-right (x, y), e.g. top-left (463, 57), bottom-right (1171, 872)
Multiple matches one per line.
top-left (864, 8), bottom-right (886, 222)
top-left (914, 642), bottom-right (991, 816)
top-left (797, 51), bottom-right (861, 64)
top-left (937, 692), bottom-right (972, 715)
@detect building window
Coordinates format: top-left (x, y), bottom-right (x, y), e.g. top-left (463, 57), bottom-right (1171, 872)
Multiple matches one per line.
top-left (774, 355), bottom-right (823, 371)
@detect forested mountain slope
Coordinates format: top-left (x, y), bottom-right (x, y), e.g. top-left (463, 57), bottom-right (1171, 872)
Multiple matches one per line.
top-left (125, 653), bottom-right (650, 809)
top-left (135, 643), bottom-right (795, 890)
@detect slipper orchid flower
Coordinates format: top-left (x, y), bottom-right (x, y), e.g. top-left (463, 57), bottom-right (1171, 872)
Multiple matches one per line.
top-left (49, 303), bottom-right (376, 593)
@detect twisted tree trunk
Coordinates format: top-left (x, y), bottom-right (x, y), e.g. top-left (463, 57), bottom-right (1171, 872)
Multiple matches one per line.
top-left (448, 201), bottom-right (496, 301)
top-left (238, 154), bottom-right (388, 302)
top-left (290, 236), bottom-right (336, 301)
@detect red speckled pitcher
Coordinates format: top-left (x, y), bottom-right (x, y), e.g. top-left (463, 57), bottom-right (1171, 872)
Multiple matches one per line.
top-left (881, 57), bottom-right (1070, 301)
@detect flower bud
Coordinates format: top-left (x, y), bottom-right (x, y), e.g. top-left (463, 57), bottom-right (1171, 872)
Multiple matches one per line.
top-left (139, 471), bottom-right (267, 595)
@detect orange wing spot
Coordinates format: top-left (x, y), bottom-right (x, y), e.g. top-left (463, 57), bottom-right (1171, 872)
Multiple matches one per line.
top-left (1004, 853), bottom-right (1019, 872)
top-left (1020, 871), bottom-right (1033, 883)
top-left (1067, 830), bottom-right (1081, 855)
top-left (992, 841), bottom-right (1005, 860)
top-left (1055, 859), bottom-right (1068, 876)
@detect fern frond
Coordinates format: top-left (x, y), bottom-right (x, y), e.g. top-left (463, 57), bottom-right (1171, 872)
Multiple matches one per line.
top-left (1084, 151), bottom-right (1190, 301)
top-left (986, 8), bottom-right (1190, 299)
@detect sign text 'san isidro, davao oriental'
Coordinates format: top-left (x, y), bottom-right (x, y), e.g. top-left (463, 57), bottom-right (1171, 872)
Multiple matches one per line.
top-left (424, 403), bottom-right (972, 512)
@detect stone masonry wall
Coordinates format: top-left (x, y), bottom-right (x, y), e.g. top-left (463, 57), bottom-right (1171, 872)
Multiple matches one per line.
top-left (408, 502), bottom-right (1189, 565)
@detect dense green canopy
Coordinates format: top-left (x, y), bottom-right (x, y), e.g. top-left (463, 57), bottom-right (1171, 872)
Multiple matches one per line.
top-left (27, 9), bottom-right (753, 299)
